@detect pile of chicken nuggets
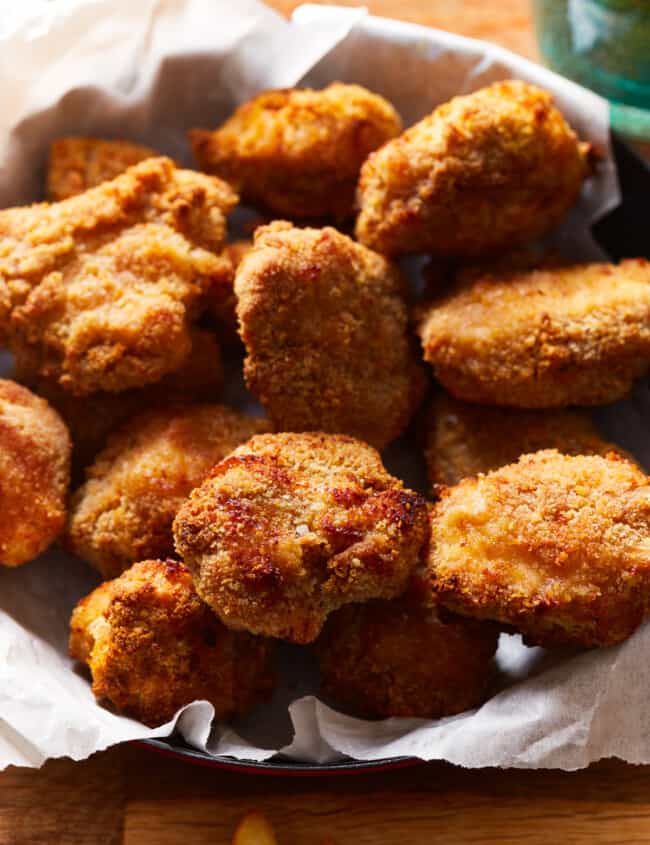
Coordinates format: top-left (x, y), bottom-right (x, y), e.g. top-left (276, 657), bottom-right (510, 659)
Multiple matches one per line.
top-left (3, 77), bottom-right (650, 728)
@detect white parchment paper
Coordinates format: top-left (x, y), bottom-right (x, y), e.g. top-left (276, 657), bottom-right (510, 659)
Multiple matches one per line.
top-left (0, 0), bottom-right (645, 772)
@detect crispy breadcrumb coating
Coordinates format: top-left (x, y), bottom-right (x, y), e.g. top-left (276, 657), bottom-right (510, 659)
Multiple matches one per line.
top-left (47, 139), bottom-right (245, 347)
top-left (0, 379), bottom-right (70, 566)
top-left (417, 258), bottom-right (650, 408)
top-left (20, 328), bottom-right (224, 474)
top-left (429, 450), bottom-right (650, 647)
top-left (235, 222), bottom-right (426, 449)
top-left (317, 589), bottom-right (499, 719)
top-left (46, 137), bottom-right (244, 346)
top-left (173, 432), bottom-right (430, 644)
top-left (190, 83), bottom-right (402, 219)
top-left (66, 404), bottom-right (268, 579)
top-left (0, 157), bottom-right (236, 395)
top-left (424, 392), bottom-right (635, 489)
top-left (355, 80), bottom-right (590, 257)
top-left (47, 137), bottom-right (157, 201)
top-left (69, 558), bottom-right (275, 726)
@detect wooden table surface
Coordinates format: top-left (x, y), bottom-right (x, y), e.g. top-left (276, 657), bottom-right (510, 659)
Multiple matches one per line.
top-left (5, 3), bottom-right (650, 844)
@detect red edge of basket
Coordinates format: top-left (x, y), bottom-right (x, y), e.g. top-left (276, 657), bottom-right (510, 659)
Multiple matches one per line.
top-left (135, 739), bottom-right (422, 776)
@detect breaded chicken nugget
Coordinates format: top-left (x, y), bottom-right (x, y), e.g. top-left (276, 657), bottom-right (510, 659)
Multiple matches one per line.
top-left (429, 450), bottom-right (650, 647)
top-left (317, 588), bottom-right (499, 719)
top-left (47, 139), bottom-right (245, 347)
top-left (47, 138), bottom-right (247, 346)
top-left (356, 80), bottom-right (590, 257)
top-left (66, 404), bottom-right (267, 579)
top-left (173, 432), bottom-right (430, 644)
top-left (0, 379), bottom-right (70, 566)
top-left (235, 222), bottom-right (426, 449)
top-left (424, 392), bottom-right (634, 489)
top-left (417, 258), bottom-right (650, 408)
top-left (190, 83), bottom-right (402, 219)
top-left (0, 157), bottom-right (236, 395)
top-left (69, 558), bottom-right (275, 726)
top-left (47, 137), bottom-right (156, 201)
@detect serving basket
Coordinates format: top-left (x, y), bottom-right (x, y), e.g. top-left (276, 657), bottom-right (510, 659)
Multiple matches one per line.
top-left (142, 133), bottom-right (650, 774)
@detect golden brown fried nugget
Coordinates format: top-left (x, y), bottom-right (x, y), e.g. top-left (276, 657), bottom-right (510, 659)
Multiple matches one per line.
top-left (21, 328), bottom-right (224, 473)
top-left (190, 83), bottom-right (401, 219)
top-left (173, 432), bottom-right (430, 644)
top-left (424, 392), bottom-right (634, 489)
top-left (0, 157), bottom-right (236, 395)
top-left (47, 137), bottom-right (157, 201)
top-left (66, 404), bottom-right (267, 579)
top-left (69, 559), bottom-right (275, 726)
top-left (417, 259), bottom-right (650, 408)
top-left (0, 379), bottom-right (70, 566)
top-left (317, 591), bottom-right (498, 719)
top-left (235, 222), bottom-right (426, 449)
top-left (45, 139), bottom-right (249, 347)
top-left (355, 80), bottom-right (590, 257)
top-left (429, 450), bottom-right (650, 647)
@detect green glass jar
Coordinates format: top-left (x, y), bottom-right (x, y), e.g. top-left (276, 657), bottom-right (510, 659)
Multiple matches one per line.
top-left (533, 0), bottom-right (650, 140)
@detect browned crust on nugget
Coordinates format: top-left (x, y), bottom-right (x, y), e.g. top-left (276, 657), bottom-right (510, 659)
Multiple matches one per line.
top-left (0, 379), bottom-right (71, 566)
top-left (424, 392), bottom-right (636, 489)
top-left (190, 83), bottom-right (402, 219)
top-left (69, 558), bottom-right (275, 726)
top-left (236, 222), bottom-right (426, 449)
top-left (173, 432), bottom-right (430, 644)
top-left (417, 259), bottom-right (650, 408)
top-left (317, 593), bottom-right (498, 719)
top-left (0, 157), bottom-right (236, 395)
top-left (429, 450), bottom-right (650, 647)
top-left (355, 80), bottom-right (589, 257)
top-left (47, 137), bottom-right (157, 201)
top-left (66, 404), bottom-right (268, 578)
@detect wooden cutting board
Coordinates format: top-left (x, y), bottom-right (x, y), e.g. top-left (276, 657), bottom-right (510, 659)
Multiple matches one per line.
top-left (3, 3), bottom-right (650, 844)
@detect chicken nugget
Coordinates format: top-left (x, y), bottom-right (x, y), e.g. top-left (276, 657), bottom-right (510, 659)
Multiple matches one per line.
top-left (66, 404), bottom-right (268, 579)
top-left (69, 558), bottom-right (275, 726)
top-left (21, 328), bottom-right (224, 474)
top-left (190, 83), bottom-right (402, 219)
top-left (173, 432), bottom-right (430, 644)
top-left (0, 157), bottom-right (236, 395)
top-left (48, 139), bottom-right (245, 347)
top-left (317, 589), bottom-right (498, 719)
top-left (424, 392), bottom-right (634, 489)
top-left (429, 450), bottom-right (650, 647)
top-left (356, 80), bottom-right (590, 257)
top-left (0, 379), bottom-right (70, 566)
top-left (47, 137), bottom-right (157, 201)
top-left (235, 222), bottom-right (426, 449)
top-left (417, 258), bottom-right (650, 408)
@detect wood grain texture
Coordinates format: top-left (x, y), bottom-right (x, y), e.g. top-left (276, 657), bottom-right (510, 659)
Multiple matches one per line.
top-left (5, 748), bottom-right (650, 845)
top-left (122, 751), bottom-right (650, 845)
top-left (2, 2), bottom-right (649, 844)
top-left (271, 0), bottom-right (537, 57)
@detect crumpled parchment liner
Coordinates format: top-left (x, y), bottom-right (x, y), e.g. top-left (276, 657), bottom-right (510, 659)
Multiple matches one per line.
top-left (1, 0), bottom-right (646, 773)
